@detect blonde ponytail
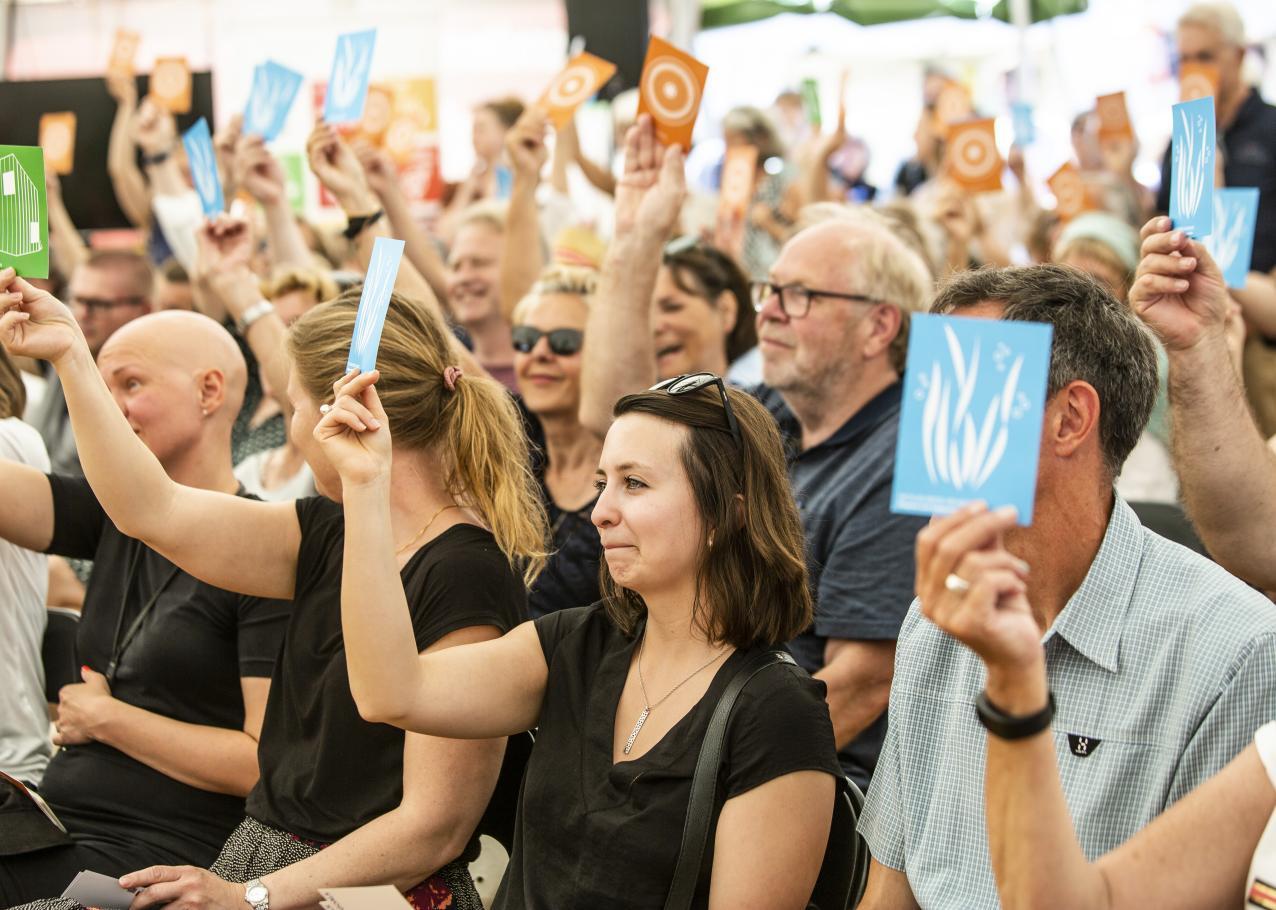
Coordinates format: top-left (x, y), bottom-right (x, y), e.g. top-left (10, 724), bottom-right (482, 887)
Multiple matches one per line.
top-left (290, 288), bottom-right (549, 583)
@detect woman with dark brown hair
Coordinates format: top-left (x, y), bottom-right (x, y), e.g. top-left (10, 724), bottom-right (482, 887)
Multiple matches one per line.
top-left (322, 366), bottom-right (841, 909)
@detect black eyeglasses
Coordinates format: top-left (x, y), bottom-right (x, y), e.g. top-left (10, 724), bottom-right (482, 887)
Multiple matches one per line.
top-left (511, 325), bottom-right (584, 356)
top-left (650, 372), bottom-right (742, 448)
top-left (749, 280), bottom-right (884, 319)
top-left (70, 295), bottom-right (148, 314)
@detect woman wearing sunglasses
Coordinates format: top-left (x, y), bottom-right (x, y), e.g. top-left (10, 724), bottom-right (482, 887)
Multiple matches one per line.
top-left (319, 364), bottom-right (841, 909)
top-left (509, 267), bottom-right (605, 618)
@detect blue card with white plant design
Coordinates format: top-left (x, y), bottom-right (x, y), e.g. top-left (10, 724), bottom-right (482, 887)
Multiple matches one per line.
top-left (244, 61), bottom-right (303, 141)
top-left (1206, 187), bottom-right (1259, 289)
top-left (181, 118), bottom-right (223, 216)
top-left (1169, 95), bottom-right (1216, 238)
top-left (323, 29), bottom-right (377, 124)
top-left (892, 314), bottom-right (1053, 526)
top-left (346, 236), bottom-right (404, 374)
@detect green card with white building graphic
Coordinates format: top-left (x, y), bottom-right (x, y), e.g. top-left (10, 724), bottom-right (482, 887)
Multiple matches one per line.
top-left (0, 146), bottom-right (49, 279)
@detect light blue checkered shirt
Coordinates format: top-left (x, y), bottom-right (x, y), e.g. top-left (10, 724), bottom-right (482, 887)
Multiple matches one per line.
top-left (859, 497), bottom-right (1276, 908)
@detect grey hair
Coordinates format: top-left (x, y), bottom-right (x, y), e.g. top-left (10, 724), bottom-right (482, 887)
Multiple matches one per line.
top-left (931, 264), bottom-right (1158, 479)
top-left (1178, 2), bottom-right (1246, 47)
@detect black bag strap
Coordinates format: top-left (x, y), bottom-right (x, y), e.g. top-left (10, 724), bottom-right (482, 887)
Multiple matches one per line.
top-left (662, 649), bottom-right (796, 910)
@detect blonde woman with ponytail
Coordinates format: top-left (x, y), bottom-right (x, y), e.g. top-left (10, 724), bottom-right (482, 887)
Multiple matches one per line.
top-left (0, 270), bottom-right (547, 910)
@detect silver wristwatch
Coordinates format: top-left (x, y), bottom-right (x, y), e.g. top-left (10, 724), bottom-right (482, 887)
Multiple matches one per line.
top-left (237, 299), bottom-right (276, 334)
top-left (244, 878), bottom-right (270, 910)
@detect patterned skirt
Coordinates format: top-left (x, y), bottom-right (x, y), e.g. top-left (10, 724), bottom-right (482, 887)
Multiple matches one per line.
top-left (9, 817), bottom-right (481, 910)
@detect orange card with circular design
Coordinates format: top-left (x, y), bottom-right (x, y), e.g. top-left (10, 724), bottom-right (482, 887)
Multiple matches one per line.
top-left (1095, 92), bottom-right (1133, 142)
top-left (637, 36), bottom-right (709, 151)
top-left (1179, 63), bottom-right (1220, 103)
top-left (40, 112), bottom-right (76, 175)
top-left (538, 52), bottom-right (617, 129)
top-left (1048, 161), bottom-right (1095, 221)
top-left (944, 118), bottom-right (1002, 193)
top-left (108, 29), bottom-right (140, 80)
top-left (151, 56), bottom-right (192, 114)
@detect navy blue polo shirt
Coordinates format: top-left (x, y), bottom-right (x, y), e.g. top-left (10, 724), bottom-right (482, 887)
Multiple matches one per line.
top-left (751, 382), bottom-right (926, 789)
top-left (1158, 87), bottom-right (1276, 273)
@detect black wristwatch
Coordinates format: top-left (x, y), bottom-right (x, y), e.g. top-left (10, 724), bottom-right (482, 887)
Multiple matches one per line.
top-left (140, 148), bottom-right (172, 167)
top-left (975, 690), bottom-right (1055, 740)
top-left (343, 209), bottom-right (384, 240)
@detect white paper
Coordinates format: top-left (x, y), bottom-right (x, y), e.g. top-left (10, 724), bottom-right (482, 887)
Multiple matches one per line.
top-left (2, 170), bottom-right (14, 196)
top-left (60, 871), bottom-right (136, 910)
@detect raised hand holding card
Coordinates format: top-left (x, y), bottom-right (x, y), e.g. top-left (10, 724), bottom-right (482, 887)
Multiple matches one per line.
top-left (182, 118), bottom-right (224, 216)
top-left (245, 61), bottom-right (304, 141)
top-left (0, 146), bottom-right (49, 279)
top-left (892, 314), bottom-right (1053, 525)
top-left (1169, 95), bottom-right (1216, 238)
top-left (347, 237), bottom-right (406, 373)
top-left (324, 29), bottom-right (378, 125)
top-left (538, 52), bottom-right (617, 129)
top-left (636, 37), bottom-right (709, 151)
top-left (1206, 187), bottom-right (1260, 289)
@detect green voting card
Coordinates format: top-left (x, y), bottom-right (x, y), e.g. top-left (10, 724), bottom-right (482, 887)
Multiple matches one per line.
top-left (0, 146), bottom-right (49, 279)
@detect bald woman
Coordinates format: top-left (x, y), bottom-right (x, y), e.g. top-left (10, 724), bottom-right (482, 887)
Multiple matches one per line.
top-left (0, 286), bottom-right (291, 902)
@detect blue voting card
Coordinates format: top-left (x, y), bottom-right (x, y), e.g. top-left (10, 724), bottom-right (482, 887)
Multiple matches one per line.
top-left (1207, 187), bottom-right (1260, 289)
top-left (346, 237), bottom-right (405, 374)
top-left (892, 314), bottom-right (1053, 526)
top-left (1011, 102), bottom-right (1035, 146)
top-left (1169, 95), bottom-right (1216, 238)
top-left (324, 29), bottom-right (377, 125)
top-left (244, 61), bottom-right (303, 141)
top-left (181, 118), bottom-right (223, 216)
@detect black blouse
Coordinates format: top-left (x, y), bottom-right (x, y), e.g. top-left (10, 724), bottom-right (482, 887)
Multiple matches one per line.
top-left (494, 604), bottom-right (841, 909)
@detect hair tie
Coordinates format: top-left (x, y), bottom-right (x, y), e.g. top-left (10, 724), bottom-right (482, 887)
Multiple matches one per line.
top-left (443, 366), bottom-right (464, 392)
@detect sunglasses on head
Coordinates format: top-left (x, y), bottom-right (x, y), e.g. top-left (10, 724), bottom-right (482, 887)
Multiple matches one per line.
top-left (649, 372), bottom-right (742, 449)
top-left (511, 326), bottom-right (584, 356)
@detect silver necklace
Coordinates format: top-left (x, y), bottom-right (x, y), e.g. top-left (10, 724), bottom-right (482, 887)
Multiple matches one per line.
top-left (622, 634), bottom-right (728, 755)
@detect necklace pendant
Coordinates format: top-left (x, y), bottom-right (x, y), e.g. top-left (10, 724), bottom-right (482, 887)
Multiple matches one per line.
top-left (622, 705), bottom-right (651, 755)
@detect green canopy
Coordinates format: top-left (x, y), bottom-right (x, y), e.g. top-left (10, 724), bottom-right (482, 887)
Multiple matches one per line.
top-left (700, 0), bottom-right (1088, 29)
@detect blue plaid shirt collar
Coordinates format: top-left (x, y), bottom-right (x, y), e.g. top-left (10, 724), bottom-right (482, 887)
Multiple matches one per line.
top-left (1041, 496), bottom-right (1142, 674)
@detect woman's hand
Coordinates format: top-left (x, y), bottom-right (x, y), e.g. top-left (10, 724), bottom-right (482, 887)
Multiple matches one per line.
top-left (916, 503), bottom-right (1045, 709)
top-left (613, 114), bottom-right (686, 241)
top-left (131, 98), bottom-right (177, 157)
top-left (122, 866), bottom-right (245, 910)
top-left (0, 267), bottom-right (87, 366)
top-left (53, 666), bottom-right (116, 747)
top-left (313, 368), bottom-right (392, 488)
top-left (306, 121), bottom-right (379, 215)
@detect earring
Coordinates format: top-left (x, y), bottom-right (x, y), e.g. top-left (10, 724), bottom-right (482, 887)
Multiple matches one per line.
top-left (201, 408), bottom-right (208, 417)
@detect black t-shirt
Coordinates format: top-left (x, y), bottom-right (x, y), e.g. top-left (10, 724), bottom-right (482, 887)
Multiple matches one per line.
top-left (245, 496), bottom-right (528, 843)
top-left (38, 475), bottom-right (290, 867)
top-left (517, 399), bottom-right (602, 618)
top-left (494, 604), bottom-right (841, 910)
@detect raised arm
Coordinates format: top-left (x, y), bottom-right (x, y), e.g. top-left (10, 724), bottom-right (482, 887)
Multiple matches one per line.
top-left (1130, 216), bottom-right (1276, 589)
top-left (193, 214), bottom-right (292, 421)
top-left (355, 143), bottom-right (450, 302)
top-left (917, 502), bottom-right (1275, 910)
top-left (55, 668), bottom-right (270, 797)
top-left (45, 169), bottom-right (88, 279)
top-left (0, 272), bottom-right (300, 599)
top-left (236, 135), bottom-right (313, 270)
top-left (315, 370), bottom-right (547, 736)
top-left (579, 115), bottom-right (685, 436)
top-left (498, 108), bottom-right (549, 322)
top-left (105, 72), bottom-right (152, 228)
top-left (307, 124), bottom-right (483, 378)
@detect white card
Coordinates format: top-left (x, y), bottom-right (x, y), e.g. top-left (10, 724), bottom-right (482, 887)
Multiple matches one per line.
top-left (60, 870), bottom-right (137, 910)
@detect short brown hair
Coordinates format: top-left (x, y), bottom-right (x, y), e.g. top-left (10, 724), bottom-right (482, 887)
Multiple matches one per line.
top-left (261, 266), bottom-right (339, 305)
top-left (601, 384), bottom-right (811, 650)
top-left (931, 264), bottom-right (1157, 478)
top-left (82, 249), bottom-right (155, 299)
top-left (663, 241), bottom-right (758, 363)
top-left (481, 97), bottom-right (525, 130)
top-left (0, 348), bottom-right (26, 419)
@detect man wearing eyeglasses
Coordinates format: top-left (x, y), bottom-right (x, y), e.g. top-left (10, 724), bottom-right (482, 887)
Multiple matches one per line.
top-left (1155, 2), bottom-right (1276, 272)
top-left (25, 251), bottom-right (154, 474)
top-left (748, 213), bottom-right (933, 791)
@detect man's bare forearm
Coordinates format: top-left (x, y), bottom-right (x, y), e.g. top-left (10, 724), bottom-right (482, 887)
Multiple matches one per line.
top-left (1169, 335), bottom-right (1276, 588)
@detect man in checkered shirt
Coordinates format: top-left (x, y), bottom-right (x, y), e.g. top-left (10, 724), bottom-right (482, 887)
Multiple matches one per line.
top-left (856, 264), bottom-right (1276, 909)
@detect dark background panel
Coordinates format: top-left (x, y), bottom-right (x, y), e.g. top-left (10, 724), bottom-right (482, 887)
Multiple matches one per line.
top-left (0, 72), bottom-right (215, 230)
top-left (563, 0), bottom-right (648, 100)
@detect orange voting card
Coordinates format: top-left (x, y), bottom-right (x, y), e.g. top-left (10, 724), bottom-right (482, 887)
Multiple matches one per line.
top-left (1095, 92), bottom-right (1133, 142)
top-left (944, 118), bottom-right (1002, 193)
top-left (151, 56), bottom-right (192, 114)
top-left (1179, 62), bottom-right (1220, 103)
top-left (1048, 161), bottom-right (1096, 221)
top-left (934, 80), bottom-right (973, 131)
top-left (718, 145), bottom-right (758, 220)
top-left (637, 37), bottom-right (709, 150)
top-left (40, 112), bottom-right (77, 175)
top-left (108, 29), bottom-right (140, 79)
top-left (538, 52), bottom-right (617, 129)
